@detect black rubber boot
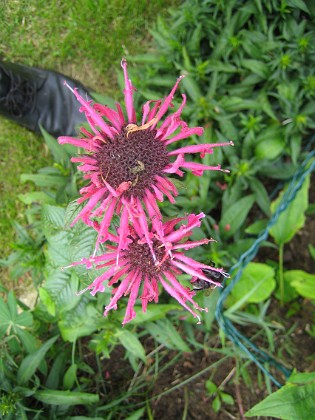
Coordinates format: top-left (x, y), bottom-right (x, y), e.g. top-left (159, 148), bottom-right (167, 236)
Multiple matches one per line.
top-left (0, 61), bottom-right (92, 137)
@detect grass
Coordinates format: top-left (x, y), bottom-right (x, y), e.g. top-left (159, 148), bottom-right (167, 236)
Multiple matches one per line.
top-left (0, 0), bottom-right (178, 271)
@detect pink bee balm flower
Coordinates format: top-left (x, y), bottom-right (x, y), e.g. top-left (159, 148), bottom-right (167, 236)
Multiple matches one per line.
top-left (66, 213), bottom-right (229, 325)
top-left (58, 59), bottom-right (233, 257)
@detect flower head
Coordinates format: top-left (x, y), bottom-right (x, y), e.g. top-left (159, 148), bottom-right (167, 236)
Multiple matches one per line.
top-left (66, 213), bottom-right (229, 325)
top-left (58, 59), bottom-right (232, 258)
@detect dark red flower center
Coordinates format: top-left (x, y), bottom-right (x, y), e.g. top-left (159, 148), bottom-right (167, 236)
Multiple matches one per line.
top-left (125, 237), bottom-right (170, 278)
top-left (96, 127), bottom-right (169, 199)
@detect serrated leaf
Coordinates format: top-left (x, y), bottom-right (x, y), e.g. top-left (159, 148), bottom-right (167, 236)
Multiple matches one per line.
top-left (34, 389), bottom-right (99, 405)
top-left (45, 271), bottom-right (79, 313)
top-left (42, 204), bottom-right (65, 230)
top-left (0, 291), bottom-right (33, 339)
top-left (17, 335), bottom-right (58, 384)
top-left (58, 302), bottom-right (101, 342)
top-left (39, 287), bottom-right (56, 316)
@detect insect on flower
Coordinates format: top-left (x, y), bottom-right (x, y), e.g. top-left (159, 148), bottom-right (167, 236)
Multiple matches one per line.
top-left (192, 262), bottom-right (228, 291)
top-left (58, 59), bottom-right (233, 261)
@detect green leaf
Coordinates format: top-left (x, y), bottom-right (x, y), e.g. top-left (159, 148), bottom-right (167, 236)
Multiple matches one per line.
top-left (205, 380), bottom-right (217, 394)
top-left (116, 330), bottom-right (146, 363)
top-left (42, 204), bottom-right (65, 230)
top-left (255, 133), bottom-right (285, 161)
top-left (309, 244), bottom-right (315, 260)
top-left (220, 194), bottom-right (256, 237)
top-left (246, 382), bottom-right (315, 419)
top-left (17, 335), bottom-right (58, 384)
top-left (284, 270), bottom-right (315, 299)
top-left (249, 178), bottom-right (271, 216)
top-left (212, 395), bottom-right (221, 413)
top-left (46, 352), bottom-right (67, 389)
top-left (181, 71), bottom-right (202, 101)
top-left (58, 303), bottom-right (100, 342)
top-left (18, 191), bottom-right (56, 205)
top-left (145, 319), bottom-right (190, 352)
top-left (63, 363), bottom-right (78, 390)
top-left (245, 219), bottom-right (268, 235)
top-left (0, 291), bottom-right (33, 339)
top-left (288, 371), bottom-right (315, 385)
top-left (221, 392), bottom-right (234, 405)
top-left (39, 287), bottom-right (56, 316)
top-left (40, 126), bottom-right (71, 163)
top-left (124, 407), bottom-right (146, 420)
top-left (229, 263), bottom-right (276, 309)
top-left (270, 175), bottom-right (309, 245)
top-left (34, 389), bottom-right (99, 405)
top-left (240, 59), bottom-right (270, 79)
top-left (21, 173), bottom-right (66, 188)
top-left (119, 303), bottom-right (181, 325)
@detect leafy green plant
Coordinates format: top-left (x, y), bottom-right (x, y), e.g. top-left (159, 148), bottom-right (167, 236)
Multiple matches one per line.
top-left (127, 0), bottom-right (315, 261)
top-left (205, 379), bottom-right (234, 413)
top-left (246, 371), bottom-right (315, 419)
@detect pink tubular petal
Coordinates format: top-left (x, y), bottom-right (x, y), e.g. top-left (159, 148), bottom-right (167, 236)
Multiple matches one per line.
top-left (58, 136), bottom-right (100, 152)
top-left (71, 156), bottom-right (97, 164)
top-left (108, 266), bottom-right (130, 286)
top-left (180, 161), bottom-right (230, 176)
top-left (64, 82), bottom-right (115, 140)
top-left (155, 176), bottom-right (178, 196)
top-left (151, 184), bottom-right (164, 202)
top-left (71, 187), bottom-right (107, 226)
top-left (141, 100), bottom-right (161, 125)
top-left (172, 238), bottom-right (212, 250)
top-left (165, 127), bottom-right (204, 146)
top-left (121, 58), bottom-right (136, 124)
top-left (104, 271), bottom-right (135, 314)
top-left (151, 75), bottom-right (185, 128)
top-left (163, 153), bottom-right (185, 174)
top-left (122, 272), bottom-right (142, 324)
top-left (169, 141), bottom-right (234, 157)
top-left (134, 199), bottom-right (156, 261)
top-left (94, 198), bottom-right (117, 254)
top-left (93, 103), bottom-right (123, 132)
top-left (159, 275), bottom-right (202, 322)
top-left (172, 258), bottom-right (223, 287)
top-left (143, 189), bottom-right (162, 219)
top-left (155, 179), bottom-right (176, 203)
top-left (116, 206), bottom-right (130, 265)
top-left (165, 213), bottom-right (204, 243)
top-left (116, 102), bottom-right (125, 125)
top-left (89, 265), bottom-right (119, 295)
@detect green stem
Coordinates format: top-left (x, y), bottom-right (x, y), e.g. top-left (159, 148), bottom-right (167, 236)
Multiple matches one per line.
top-left (279, 243), bottom-right (284, 306)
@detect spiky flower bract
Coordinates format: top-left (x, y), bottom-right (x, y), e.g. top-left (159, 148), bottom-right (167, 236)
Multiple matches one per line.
top-left (58, 59), bottom-right (232, 259)
top-left (66, 213), bottom-right (229, 325)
